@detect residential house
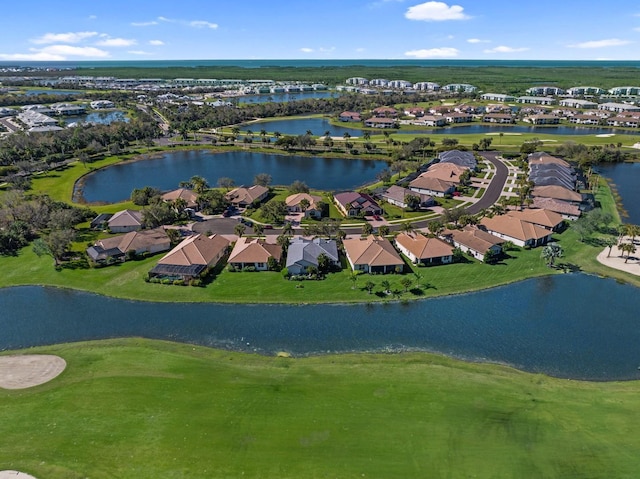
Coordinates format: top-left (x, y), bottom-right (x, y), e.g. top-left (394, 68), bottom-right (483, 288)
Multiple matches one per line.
top-left (480, 93), bottom-right (516, 102)
top-left (419, 162), bottom-right (468, 182)
top-left (364, 117), bottom-right (397, 128)
top-left (569, 114), bottom-right (601, 125)
top-left (439, 149), bottom-right (477, 170)
top-left (598, 102), bottom-right (640, 113)
top-left (532, 185), bottom-right (583, 205)
top-left (404, 107), bottom-right (425, 117)
top-left (482, 113), bottom-right (515, 124)
top-left (372, 106), bottom-right (398, 117)
top-left (517, 96), bottom-right (556, 105)
top-left (525, 114), bottom-right (560, 125)
top-left (442, 226), bottom-right (504, 262)
top-left (606, 116), bottom-right (640, 128)
top-left (566, 86), bottom-right (605, 96)
top-left (87, 228), bottom-right (170, 264)
top-left (90, 213), bottom-right (113, 230)
top-left (415, 115), bottom-right (446, 127)
top-left (227, 237), bottom-right (282, 271)
top-left (526, 86), bottom-right (565, 96)
top-left (559, 99), bottom-right (598, 109)
top-left (108, 209), bottom-right (144, 233)
top-left (224, 185), bottom-right (269, 208)
top-left (285, 193), bottom-right (323, 218)
top-left (608, 86), bottom-right (640, 96)
top-left (505, 209), bottom-right (564, 232)
top-left (445, 112), bottom-right (473, 123)
top-left (381, 185), bottom-right (434, 209)
top-left (531, 197), bottom-right (581, 220)
top-left (409, 175), bottom-right (456, 197)
top-left (395, 232), bottom-right (454, 265)
top-left (342, 235), bottom-right (404, 274)
top-left (480, 214), bottom-right (553, 248)
top-left (285, 237), bottom-right (340, 275)
top-left (339, 111), bottom-right (361, 122)
top-left (333, 192), bottom-right (382, 217)
top-left (161, 188), bottom-right (199, 209)
top-left (149, 233), bottom-right (230, 281)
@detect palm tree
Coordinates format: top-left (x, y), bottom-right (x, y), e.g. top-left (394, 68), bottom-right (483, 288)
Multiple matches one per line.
top-left (365, 281), bottom-right (375, 295)
top-left (605, 236), bottom-right (618, 257)
top-left (399, 221), bottom-right (414, 233)
top-left (350, 271), bottom-right (359, 289)
top-left (379, 225), bottom-right (390, 237)
top-left (253, 223), bottom-right (264, 237)
top-left (400, 277), bottom-right (413, 292)
top-left (276, 234), bottom-right (291, 254)
top-left (234, 223), bottom-right (246, 238)
top-left (190, 175), bottom-right (209, 195)
top-left (282, 222), bottom-right (294, 236)
top-left (620, 242), bottom-right (637, 263)
top-left (381, 280), bottom-right (391, 294)
top-left (540, 242), bottom-right (563, 267)
top-left (362, 222), bottom-right (373, 236)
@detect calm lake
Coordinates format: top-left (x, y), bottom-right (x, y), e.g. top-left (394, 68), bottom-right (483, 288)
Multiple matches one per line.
top-left (597, 162), bottom-right (640, 225)
top-left (243, 117), bottom-right (640, 137)
top-left (78, 150), bottom-right (388, 203)
top-left (238, 91), bottom-right (339, 104)
top-left (63, 110), bottom-right (128, 126)
top-left (1, 274), bottom-right (639, 381)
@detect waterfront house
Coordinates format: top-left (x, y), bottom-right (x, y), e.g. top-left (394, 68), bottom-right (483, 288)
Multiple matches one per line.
top-left (333, 192), bottom-right (382, 217)
top-left (108, 209), bottom-right (144, 233)
top-left (532, 185), bottom-right (583, 205)
top-left (525, 114), bottom-right (560, 125)
top-left (87, 228), bottom-right (170, 264)
top-left (285, 237), bottom-right (340, 275)
top-left (598, 102), bottom-right (640, 113)
top-left (228, 237), bottom-right (282, 271)
top-left (445, 112), bottom-right (473, 123)
top-left (441, 226), bottom-right (504, 262)
top-left (394, 232), bottom-right (454, 265)
top-left (372, 106), bottom-right (398, 117)
top-left (364, 117), bottom-right (398, 128)
top-left (224, 185), bottom-right (269, 208)
top-left (482, 113), bottom-right (515, 124)
top-left (531, 197), bottom-right (581, 220)
top-left (149, 233), bottom-right (230, 281)
top-left (342, 235), bottom-right (404, 274)
top-left (339, 111), bottom-right (361, 122)
top-left (505, 209), bottom-right (564, 232)
top-left (161, 188), bottom-right (199, 210)
top-left (480, 214), bottom-right (553, 248)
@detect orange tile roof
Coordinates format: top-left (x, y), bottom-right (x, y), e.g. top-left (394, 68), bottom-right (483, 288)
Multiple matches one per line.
top-left (395, 232), bottom-right (454, 260)
top-left (481, 215), bottom-right (551, 242)
top-left (343, 235), bottom-right (403, 267)
top-left (158, 234), bottom-right (230, 267)
top-left (228, 237), bottom-right (282, 264)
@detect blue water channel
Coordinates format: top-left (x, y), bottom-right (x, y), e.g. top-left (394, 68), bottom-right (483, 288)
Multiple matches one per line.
top-left (242, 117), bottom-right (640, 138)
top-left (1, 274), bottom-right (639, 381)
top-left (62, 110), bottom-right (128, 126)
top-left (597, 162), bottom-right (640, 225)
top-left (78, 150), bottom-right (389, 203)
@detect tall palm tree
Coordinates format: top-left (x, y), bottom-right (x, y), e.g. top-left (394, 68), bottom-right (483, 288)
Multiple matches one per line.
top-left (282, 222), bottom-right (294, 236)
top-left (234, 223), bottom-right (246, 238)
top-left (620, 242), bottom-right (637, 263)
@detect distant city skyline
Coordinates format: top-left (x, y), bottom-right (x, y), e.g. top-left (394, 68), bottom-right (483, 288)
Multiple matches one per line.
top-left (1, 1), bottom-right (639, 62)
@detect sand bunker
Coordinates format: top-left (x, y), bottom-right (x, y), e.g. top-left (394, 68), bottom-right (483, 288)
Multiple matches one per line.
top-left (0, 472), bottom-right (38, 479)
top-left (0, 355), bottom-right (66, 389)
top-left (485, 132), bottom-right (522, 136)
top-left (596, 133), bottom-right (616, 137)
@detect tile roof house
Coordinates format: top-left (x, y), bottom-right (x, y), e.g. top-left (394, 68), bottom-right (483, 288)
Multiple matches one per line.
top-left (482, 113), bottom-right (516, 124)
top-left (441, 226), bottom-right (504, 262)
top-left (395, 232), bottom-right (454, 265)
top-left (87, 227), bottom-right (170, 263)
top-left (107, 209), bottom-right (144, 233)
top-left (532, 185), bottom-right (583, 204)
top-left (333, 192), bottom-right (382, 217)
top-left (285, 193), bottom-right (323, 218)
top-left (228, 237), bottom-right (282, 271)
top-left (531, 197), bottom-right (581, 220)
top-left (285, 237), bottom-right (340, 275)
top-left (438, 150), bottom-right (477, 170)
top-left (225, 185), bottom-right (269, 208)
top-left (339, 111), bottom-right (362, 122)
top-left (480, 214), bottom-right (553, 248)
top-left (149, 233), bottom-right (230, 281)
top-left (90, 213), bottom-right (113, 230)
top-left (342, 235), bottom-right (404, 274)
top-left (363, 117), bottom-right (398, 128)
top-left (408, 175), bottom-right (456, 197)
top-left (372, 106), bottom-right (398, 117)
top-left (161, 188), bottom-right (199, 209)
top-left (381, 185), bottom-right (434, 209)
top-left (506, 208), bottom-right (564, 231)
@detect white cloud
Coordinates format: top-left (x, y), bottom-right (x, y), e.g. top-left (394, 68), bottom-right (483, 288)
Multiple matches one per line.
top-left (189, 20), bottom-right (218, 29)
top-left (405, 1), bottom-right (470, 21)
top-left (300, 47), bottom-right (314, 53)
top-left (36, 45), bottom-right (111, 58)
top-left (128, 50), bottom-right (152, 55)
top-left (355, 47), bottom-right (366, 53)
top-left (158, 16), bottom-right (174, 23)
top-left (0, 51), bottom-right (65, 61)
top-left (31, 31), bottom-right (98, 44)
top-left (131, 21), bottom-right (158, 27)
top-left (635, 27), bottom-right (640, 32)
top-left (483, 45), bottom-right (529, 53)
top-left (467, 38), bottom-right (489, 44)
top-left (149, 40), bottom-right (165, 46)
top-left (88, 15), bottom-right (97, 20)
top-left (568, 38), bottom-right (632, 48)
top-left (405, 47), bottom-right (459, 58)
top-left (95, 37), bottom-right (137, 47)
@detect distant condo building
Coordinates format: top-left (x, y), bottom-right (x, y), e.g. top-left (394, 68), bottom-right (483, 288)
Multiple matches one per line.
top-left (526, 86), bottom-right (565, 96)
top-left (567, 86), bottom-right (605, 96)
top-left (442, 83), bottom-right (477, 93)
top-left (608, 86), bottom-right (640, 96)
top-left (413, 82), bottom-right (440, 91)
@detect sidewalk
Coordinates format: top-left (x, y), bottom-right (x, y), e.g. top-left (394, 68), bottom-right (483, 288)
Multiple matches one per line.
top-left (596, 238), bottom-right (640, 277)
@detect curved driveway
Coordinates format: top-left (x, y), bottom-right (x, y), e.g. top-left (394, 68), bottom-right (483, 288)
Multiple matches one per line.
top-left (466, 151), bottom-right (509, 215)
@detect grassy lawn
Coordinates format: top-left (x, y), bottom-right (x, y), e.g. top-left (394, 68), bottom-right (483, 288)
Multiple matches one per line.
top-left (2, 338), bottom-right (640, 479)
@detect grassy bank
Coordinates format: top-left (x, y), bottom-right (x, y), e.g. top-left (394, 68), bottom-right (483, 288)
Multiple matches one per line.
top-left (2, 338), bottom-right (640, 479)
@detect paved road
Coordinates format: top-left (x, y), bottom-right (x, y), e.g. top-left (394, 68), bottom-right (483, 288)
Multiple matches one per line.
top-left (466, 151), bottom-right (509, 215)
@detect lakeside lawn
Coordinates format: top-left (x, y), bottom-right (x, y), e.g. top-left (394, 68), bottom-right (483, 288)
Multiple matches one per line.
top-left (2, 338), bottom-right (640, 479)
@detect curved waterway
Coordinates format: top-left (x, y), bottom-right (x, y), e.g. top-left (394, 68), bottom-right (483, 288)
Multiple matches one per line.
top-left (2, 274), bottom-right (639, 381)
top-left (242, 117), bottom-right (640, 137)
top-left (78, 150), bottom-right (388, 203)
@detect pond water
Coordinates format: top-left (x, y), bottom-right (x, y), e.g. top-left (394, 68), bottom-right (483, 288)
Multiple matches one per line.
top-left (597, 162), bottom-right (640, 225)
top-left (237, 91), bottom-right (340, 104)
top-left (1, 274), bottom-right (639, 381)
top-left (23, 89), bottom-right (82, 96)
top-left (244, 117), bottom-right (640, 137)
top-left (63, 110), bottom-right (128, 126)
top-left (78, 150), bottom-right (388, 203)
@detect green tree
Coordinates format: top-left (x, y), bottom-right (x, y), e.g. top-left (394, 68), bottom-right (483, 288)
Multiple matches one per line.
top-left (253, 223), bottom-right (264, 236)
top-left (234, 223), bottom-right (246, 238)
top-left (400, 277), bottom-right (413, 292)
top-left (190, 175), bottom-right (209, 195)
top-left (362, 222), bottom-right (373, 236)
top-left (33, 229), bottom-right (76, 267)
top-left (620, 242), bottom-right (637, 263)
top-left (254, 173), bottom-right (272, 187)
top-left (365, 280), bottom-right (375, 295)
top-left (260, 200), bottom-right (288, 224)
top-left (217, 177), bottom-right (235, 190)
top-left (540, 242), bottom-right (563, 267)
top-left (289, 180), bottom-right (309, 194)
top-left (379, 225), bottom-right (390, 237)
top-left (381, 279), bottom-right (391, 294)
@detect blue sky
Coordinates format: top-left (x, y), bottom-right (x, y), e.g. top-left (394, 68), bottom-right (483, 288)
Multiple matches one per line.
top-left (1, 0), bottom-right (640, 61)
